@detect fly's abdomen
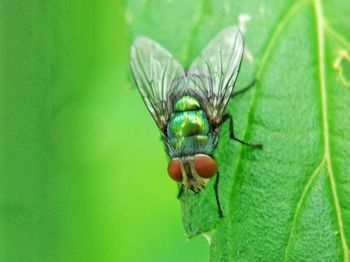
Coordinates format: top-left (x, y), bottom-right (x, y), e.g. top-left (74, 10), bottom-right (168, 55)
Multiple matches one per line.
top-left (168, 111), bottom-right (209, 138)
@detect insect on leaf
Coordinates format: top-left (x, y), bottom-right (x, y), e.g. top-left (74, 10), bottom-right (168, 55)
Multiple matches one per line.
top-left (126, 0), bottom-right (350, 260)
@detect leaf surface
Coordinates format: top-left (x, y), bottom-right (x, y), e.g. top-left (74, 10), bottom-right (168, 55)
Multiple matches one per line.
top-left (126, 0), bottom-right (350, 260)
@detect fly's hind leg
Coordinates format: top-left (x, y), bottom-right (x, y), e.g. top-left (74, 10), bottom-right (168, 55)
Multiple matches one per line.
top-left (214, 172), bottom-right (223, 218)
top-left (221, 113), bottom-right (263, 149)
top-left (231, 79), bottom-right (257, 98)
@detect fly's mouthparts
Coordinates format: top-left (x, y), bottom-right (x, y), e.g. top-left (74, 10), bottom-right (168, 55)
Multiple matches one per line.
top-left (179, 156), bottom-right (208, 192)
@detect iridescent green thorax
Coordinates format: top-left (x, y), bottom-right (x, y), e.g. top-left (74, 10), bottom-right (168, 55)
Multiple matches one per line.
top-left (174, 96), bottom-right (200, 112)
top-left (168, 96), bottom-right (209, 138)
top-left (168, 111), bottom-right (209, 137)
top-left (167, 96), bottom-right (210, 156)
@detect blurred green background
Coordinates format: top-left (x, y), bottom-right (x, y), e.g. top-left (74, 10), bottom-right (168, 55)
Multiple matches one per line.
top-left (0, 1), bottom-right (208, 261)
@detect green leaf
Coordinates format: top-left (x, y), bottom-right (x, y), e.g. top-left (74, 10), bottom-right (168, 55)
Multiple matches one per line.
top-left (126, 0), bottom-right (350, 260)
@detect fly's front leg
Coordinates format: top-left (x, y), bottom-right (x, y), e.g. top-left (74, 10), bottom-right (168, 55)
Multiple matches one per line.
top-left (221, 114), bottom-right (263, 149)
top-left (231, 79), bottom-right (257, 98)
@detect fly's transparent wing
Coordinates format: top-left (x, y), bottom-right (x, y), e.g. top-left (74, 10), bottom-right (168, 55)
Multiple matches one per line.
top-left (130, 37), bottom-right (186, 131)
top-left (187, 26), bottom-right (244, 124)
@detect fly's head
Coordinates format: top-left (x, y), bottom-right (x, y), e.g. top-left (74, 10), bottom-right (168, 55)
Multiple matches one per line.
top-left (167, 154), bottom-right (218, 192)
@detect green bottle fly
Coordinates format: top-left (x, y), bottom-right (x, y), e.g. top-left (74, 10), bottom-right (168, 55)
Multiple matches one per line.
top-left (130, 26), bottom-right (261, 216)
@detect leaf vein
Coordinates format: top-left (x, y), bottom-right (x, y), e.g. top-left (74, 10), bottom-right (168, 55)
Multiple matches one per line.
top-left (231, 0), bottom-right (310, 191)
top-left (314, 0), bottom-right (349, 260)
top-left (229, 0), bottom-right (310, 204)
top-left (283, 160), bottom-right (325, 261)
top-left (325, 24), bottom-right (350, 51)
top-left (181, 0), bottom-right (209, 66)
top-left (256, 0), bottom-right (310, 78)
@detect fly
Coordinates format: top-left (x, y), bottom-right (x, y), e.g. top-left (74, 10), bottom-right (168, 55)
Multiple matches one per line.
top-left (130, 26), bottom-right (262, 217)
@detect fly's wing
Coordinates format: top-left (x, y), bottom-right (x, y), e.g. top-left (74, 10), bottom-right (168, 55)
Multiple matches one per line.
top-left (187, 26), bottom-right (244, 124)
top-left (130, 37), bottom-right (186, 132)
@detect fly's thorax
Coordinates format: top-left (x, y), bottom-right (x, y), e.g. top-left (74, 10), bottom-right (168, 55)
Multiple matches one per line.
top-left (168, 111), bottom-right (209, 137)
top-left (164, 96), bottom-right (217, 158)
top-left (167, 96), bottom-right (209, 138)
top-left (174, 96), bottom-right (200, 111)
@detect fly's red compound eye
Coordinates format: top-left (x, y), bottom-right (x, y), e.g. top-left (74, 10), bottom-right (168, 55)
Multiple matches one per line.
top-left (167, 158), bottom-right (183, 182)
top-left (193, 154), bottom-right (218, 178)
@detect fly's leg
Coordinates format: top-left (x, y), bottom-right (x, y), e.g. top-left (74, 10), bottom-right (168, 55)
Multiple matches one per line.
top-left (214, 172), bottom-right (223, 218)
top-left (177, 184), bottom-right (184, 199)
top-left (221, 114), bottom-right (263, 149)
top-left (231, 79), bottom-right (257, 98)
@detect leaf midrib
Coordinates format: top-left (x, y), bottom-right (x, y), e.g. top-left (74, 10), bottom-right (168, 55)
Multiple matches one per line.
top-left (314, 0), bottom-right (349, 260)
top-left (284, 0), bottom-right (350, 260)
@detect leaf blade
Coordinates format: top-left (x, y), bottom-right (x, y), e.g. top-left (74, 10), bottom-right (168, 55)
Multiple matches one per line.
top-left (126, 0), bottom-right (350, 260)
